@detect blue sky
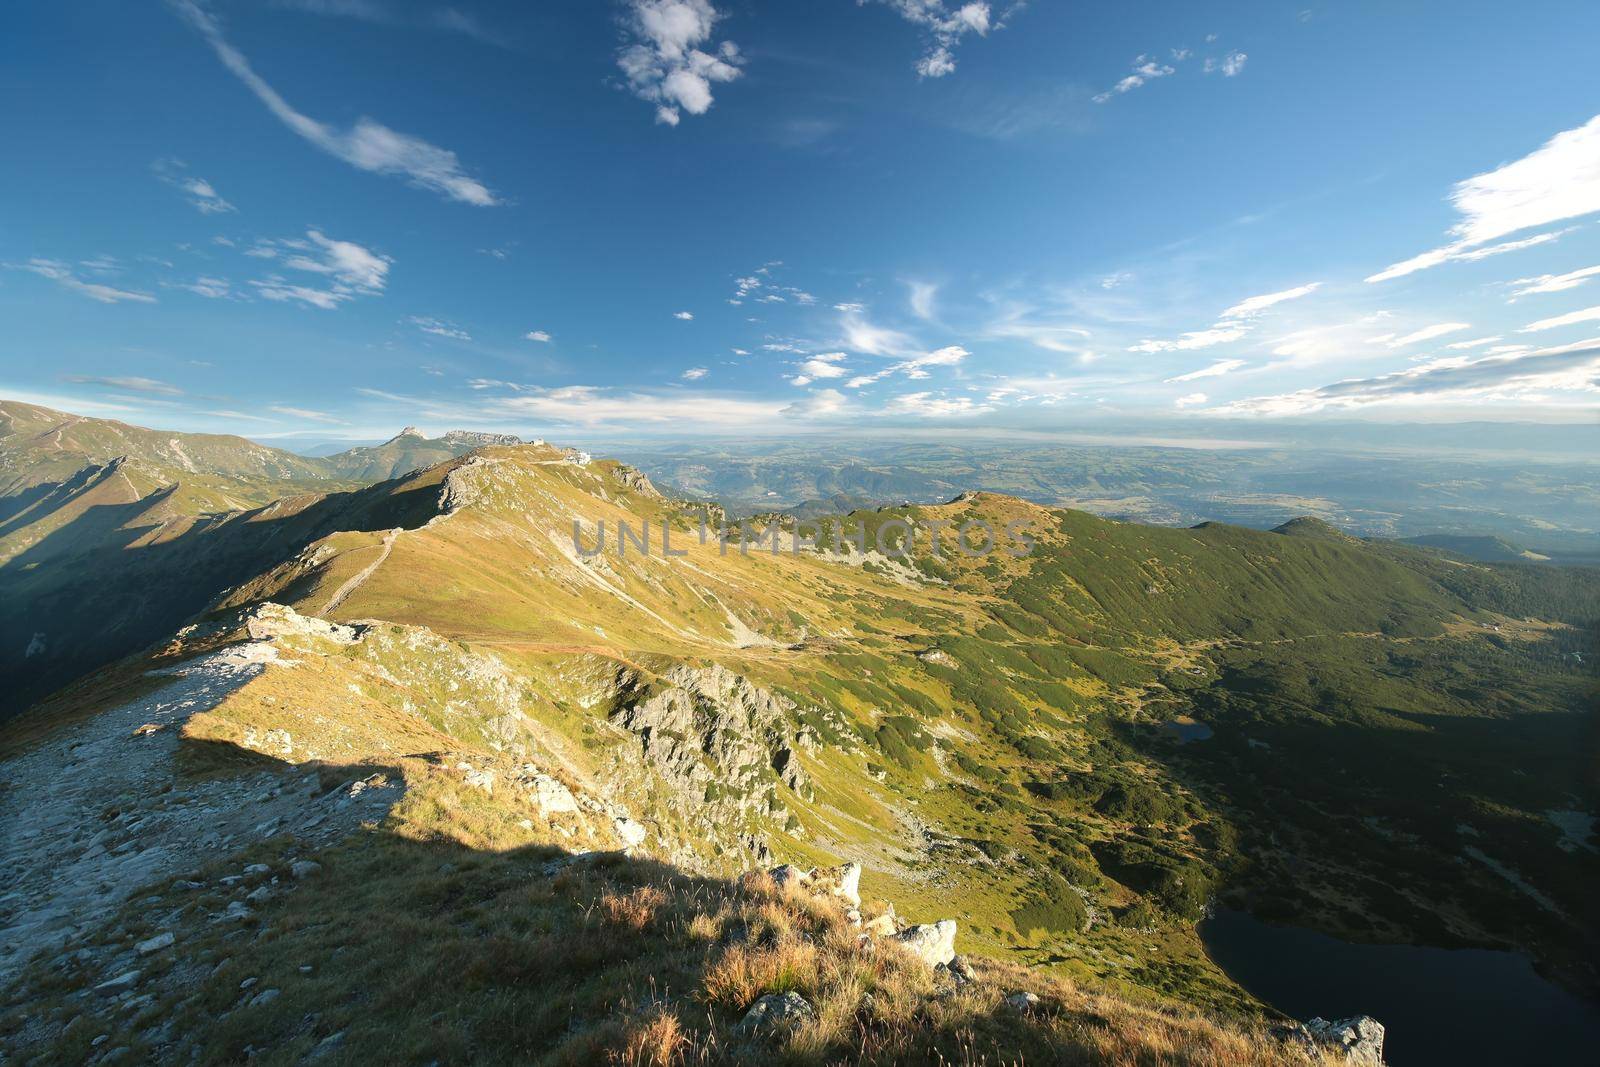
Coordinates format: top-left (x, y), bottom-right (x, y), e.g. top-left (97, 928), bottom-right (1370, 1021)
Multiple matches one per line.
top-left (3, 0), bottom-right (1600, 441)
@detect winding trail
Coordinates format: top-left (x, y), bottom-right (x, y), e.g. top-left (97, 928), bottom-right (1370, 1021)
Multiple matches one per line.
top-left (319, 528), bottom-right (400, 618)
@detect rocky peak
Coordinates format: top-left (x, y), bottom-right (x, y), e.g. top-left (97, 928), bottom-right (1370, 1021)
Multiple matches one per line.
top-left (439, 429), bottom-right (523, 449)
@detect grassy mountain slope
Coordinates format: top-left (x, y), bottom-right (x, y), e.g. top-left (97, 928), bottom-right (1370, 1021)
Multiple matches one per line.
top-left (3, 437), bottom-right (1596, 1061)
top-left (0, 402), bottom-right (532, 714)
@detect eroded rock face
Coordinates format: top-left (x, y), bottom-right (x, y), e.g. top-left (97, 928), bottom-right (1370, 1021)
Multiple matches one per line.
top-left (609, 664), bottom-right (813, 818)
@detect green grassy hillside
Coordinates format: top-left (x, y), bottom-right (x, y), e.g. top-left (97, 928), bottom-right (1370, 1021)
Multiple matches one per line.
top-left (3, 438), bottom-right (1595, 1062)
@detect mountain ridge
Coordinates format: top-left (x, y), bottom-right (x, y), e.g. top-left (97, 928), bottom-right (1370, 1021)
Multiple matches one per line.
top-left (2, 405), bottom-right (1596, 1063)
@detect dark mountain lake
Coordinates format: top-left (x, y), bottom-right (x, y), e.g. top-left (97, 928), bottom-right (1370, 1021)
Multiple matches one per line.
top-left (1200, 909), bottom-right (1600, 1066)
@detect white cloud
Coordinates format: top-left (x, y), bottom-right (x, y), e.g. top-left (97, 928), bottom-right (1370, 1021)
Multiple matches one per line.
top-left (284, 230), bottom-right (391, 290)
top-left (523, 330), bottom-right (552, 342)
top-left (1519, 305), bottom-right (1600, 333)
top-left (833, 302), bottom-right (865, 313)
top-left (475, 383), bottom-right (786, 428)
top-left (1217, 338), bottom-right (1600, 415)
top-left (1094, 54), bottom-right (1176, 103)
top-left (64, 375), bottom-right (182, 395)
top-left (269, 404), bottom-right (345, 423)
top-left (868, 1), bottom-right (1007, 79)
top-left (1367, 113), bottom-right (1600, 282)
top-left (1386, 322), bottom-right (1471, 348)
top-left (1165, 359), bottom-right (1244, 383)
top-left (1443, 336), bottom-right (1501, 350)
top-left (844, 344), bottom-right (969, 387)
top-left (617, 0), bottom-right (744, 126)
top-left (154, 159), bottom-right (236, 213)
top-left (170, 0), bottom-right (497, 205)
top-left (731, 347), bottom-right (750, 356)
top-left (1129, 324), bottom-right (1249, 353)
top-left (1508, 265), bottom-right (1600, 299)
top-left (408, 315), bottom-right (470, 340)
top-left (13, 259), bottom-right (157, 304)
top-left (907, 280), bottom-right (938, 320)
top-left (272, 0), bottom-right (505, 45)
top-left (245, 229), bottom-right (389, 309)
top-left (169, 275), bottom-right (234, 299)
top-left (1174, 392), bottom-right (1208, 408)
top-left (681, 366), bottom-right (708, 380)
top-left (1218, 282), bottom-right (1321, 319)
top-left (1204, 51), bottom-right (1247, 76)
top-left (795, 352), bottom-right (849, 381)
top-left (840, 313), bottom-right (916, 356)
top-left (884, 391), bottom-right (991, 417)
top-left (782, 388), bottom-right (848, 418)
top-left (251, 279), bottom-right (346, 309)
top-left (671, 310), bottom-right (695, 322)
top-left (1366, 230), bottom-right (1572, 283)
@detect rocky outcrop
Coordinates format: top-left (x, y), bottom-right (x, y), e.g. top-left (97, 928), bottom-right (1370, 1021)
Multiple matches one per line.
top-left (1287, 1016), bottom-right (1386, 1065)
top-left (243, 602), bottom-right (358, 645)
top-left (611, 463), bottom-right (661, 497)
top-left (609, 664), bottom-right (814, 826)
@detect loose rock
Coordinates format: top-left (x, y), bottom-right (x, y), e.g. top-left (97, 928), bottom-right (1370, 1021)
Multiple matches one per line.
top-left (135, 932), bottom-right (174, 955)
top-left (736, 991), bottom-right (815, 1037)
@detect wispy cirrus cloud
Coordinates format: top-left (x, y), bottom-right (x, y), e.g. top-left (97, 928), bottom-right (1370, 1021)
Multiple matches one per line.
top-left (153, 158), bottom-right (236, 214)
top-left (169, 0), bottom-right (498, 205)
top-left (1507, 265), bottom-right (1600, 300)
top-left (1367, 113), bottom-right (1600, 283)
top-left (269, 404), bottom-right (346, 423)
top-left (248, 229), bottom-right (391, 309)
top-left (11, 259), bottom-right (157, 304)
top-left (1130, 283), bottom-right (1319, 353)
top-left (408, 315), bottom-right (471, 341)
top-left (1218, 283), bottom-right (1321, 320)
top-left (1519, 306), bottom-right (1600, 333)
top-left (1384, 322), bottom-right (1471, 348)
top-left (64, 375), bottom-right (183, 395)
top-left (1165, 358), bottom-right (1244, 383)
top-left (269, 0), bottom-right (505, 46)
top-left (616, 0), bottom-right (744, 126)
top-left (1216, 339), bottom-right (1600, 415)
top-left (845, 345), bottom-right (970, 388)
top-left (1129, 324), bottom-right (1249, 353)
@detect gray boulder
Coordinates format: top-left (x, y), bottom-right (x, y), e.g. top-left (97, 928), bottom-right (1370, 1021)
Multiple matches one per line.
top-left (93, 971), bottom-right (140, 997)
top-left (895, 919), bottom-right (957, 967)
top-left (736, 991), bottom-right (815, 1036)
top-left (135, 932), bottom-right (174, 955)
top-left (1004, 991), bottom-right (1041, 1013)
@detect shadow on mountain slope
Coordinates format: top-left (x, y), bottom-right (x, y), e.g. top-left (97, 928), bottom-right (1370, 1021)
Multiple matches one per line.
top-left (0, 729), bottom-right (1322, 1067)
top-left (0, 465), bottom-right (454, 719)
